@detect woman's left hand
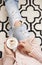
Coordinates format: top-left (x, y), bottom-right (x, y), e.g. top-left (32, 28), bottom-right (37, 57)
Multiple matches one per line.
top-left (3, 41), bottom-right (16, 65)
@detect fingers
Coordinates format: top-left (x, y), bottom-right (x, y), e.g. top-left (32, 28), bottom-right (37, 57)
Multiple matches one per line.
top-left (4, 42), bottom-right (13, 55)
top-left (4, 39), bottom-right (16, 63)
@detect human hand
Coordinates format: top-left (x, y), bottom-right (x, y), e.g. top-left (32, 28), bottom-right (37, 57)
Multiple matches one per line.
top-left (4, 41), bottom-right (16, 65)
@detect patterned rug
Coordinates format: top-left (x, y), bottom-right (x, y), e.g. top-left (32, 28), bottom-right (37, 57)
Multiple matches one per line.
top-left (0, 0), bottom-right (42, 52)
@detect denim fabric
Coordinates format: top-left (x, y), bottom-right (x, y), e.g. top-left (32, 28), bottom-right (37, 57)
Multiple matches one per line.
top-left (13, 24), bottom-right (30, 41)
top-left (5, 0), bottom-right (22, 28)
top-left (8, 24), bottom-right (30, 41)
top-left (5, 0), bottom-right (19, 8)
top-left (5, 0), bottom-right (30, 41)
top-left (5, 0), bottom-right (18, 3)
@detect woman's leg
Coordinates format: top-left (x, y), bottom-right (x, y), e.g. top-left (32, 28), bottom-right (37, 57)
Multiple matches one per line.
top-left (5, 0), bottom-right (34, 41)
top-left (5, 0), bottom-right (22, 28)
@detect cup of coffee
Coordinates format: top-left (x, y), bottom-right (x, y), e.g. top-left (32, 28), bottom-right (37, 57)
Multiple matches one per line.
top-left (6, 37), bottom-right (18, 51)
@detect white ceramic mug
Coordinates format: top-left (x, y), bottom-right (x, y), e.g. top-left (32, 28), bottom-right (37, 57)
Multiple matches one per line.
top-left (6, 37), bottom-right (18, 51)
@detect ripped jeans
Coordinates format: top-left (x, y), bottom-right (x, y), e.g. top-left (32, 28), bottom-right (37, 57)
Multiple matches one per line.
top-left (5, 0), bottom-right (22, 28)
top-left (5, 0), bottom-right (30, 41)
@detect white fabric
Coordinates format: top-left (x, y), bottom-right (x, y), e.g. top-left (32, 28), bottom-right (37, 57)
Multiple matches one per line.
top-left (14, 51), bottom-right (42, 65)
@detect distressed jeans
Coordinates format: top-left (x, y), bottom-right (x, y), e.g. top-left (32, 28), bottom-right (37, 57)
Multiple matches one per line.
top-left (5, 0), bottom-right (22, 28)
top-left (5, 0), bottom-right (30, 41)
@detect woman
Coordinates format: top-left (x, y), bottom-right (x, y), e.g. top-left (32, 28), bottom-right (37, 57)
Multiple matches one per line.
top-left (4, 0), bottom-right (42, 63)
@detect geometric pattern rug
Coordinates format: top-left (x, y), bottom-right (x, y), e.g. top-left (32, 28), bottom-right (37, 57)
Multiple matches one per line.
top-left (0, 0), bottom-right (42, 51)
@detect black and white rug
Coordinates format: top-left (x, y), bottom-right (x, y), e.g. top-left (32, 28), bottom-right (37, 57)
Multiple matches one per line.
top-left (0, 0), bottom-right (42, 51)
